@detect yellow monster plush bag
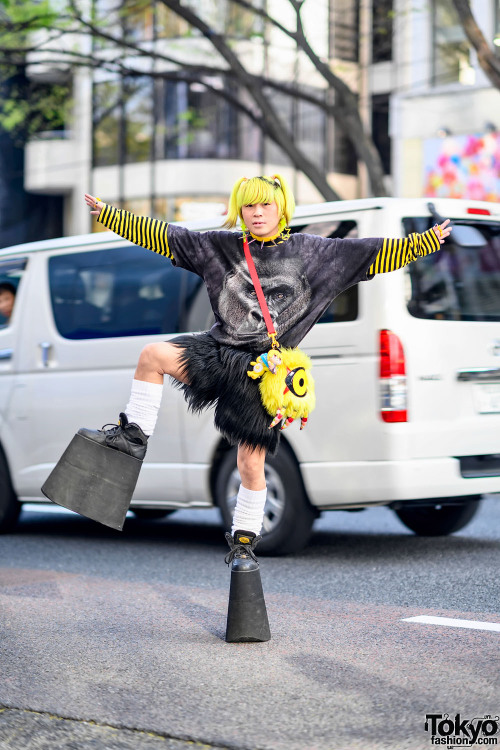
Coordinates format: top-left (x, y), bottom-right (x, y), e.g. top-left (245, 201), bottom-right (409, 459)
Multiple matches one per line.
top-left (247, 347), bottom-right (315, 430)
top-left (242, 236), bottom-right (316, 431)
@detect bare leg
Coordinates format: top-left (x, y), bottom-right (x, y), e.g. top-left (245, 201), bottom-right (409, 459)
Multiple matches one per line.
top-left (78, 343), bottom-right (189, 455)
top-left (134, 341), bottom-right (189, 385)
top-left (118, 342), bottom-right (190, 436)
top-left (237, 444), bottom-right (266, 490)
top-left (230, 444), bottom-right (267, 537)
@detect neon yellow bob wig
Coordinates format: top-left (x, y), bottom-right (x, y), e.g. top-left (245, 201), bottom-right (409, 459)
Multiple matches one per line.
top-left (222, 174), bottom-right (295, 231)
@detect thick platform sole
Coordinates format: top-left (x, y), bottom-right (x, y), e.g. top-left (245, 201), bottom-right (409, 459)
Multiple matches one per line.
top-left (225, 556), bottom-right (271, 643)
top-left (41, 433), bottom-right (143, 531)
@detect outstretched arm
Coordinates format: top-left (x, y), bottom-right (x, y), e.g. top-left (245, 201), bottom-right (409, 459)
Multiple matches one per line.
top-left (84, 193), bottom-right (172, 259)
top-left (367, 220), bottom-right (452, 276)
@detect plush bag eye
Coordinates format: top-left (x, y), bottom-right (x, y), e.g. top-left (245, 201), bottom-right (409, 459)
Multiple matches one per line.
top-left (284, 366), bottom-right (307, 397)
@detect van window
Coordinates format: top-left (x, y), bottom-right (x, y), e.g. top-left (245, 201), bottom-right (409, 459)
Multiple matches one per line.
top-left (0, 258), bottom-right (27, 327)
top-left (179, 274), bottom-right (215, 332)
top-left (49, 246), bottom-right (190, 339)
top-left (291, 219), bottom-right (359, 323)
top-left (403, 217), bottom-right (500, 322)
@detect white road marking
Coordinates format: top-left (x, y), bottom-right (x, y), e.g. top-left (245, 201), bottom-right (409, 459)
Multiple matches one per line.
top-left (402, 615), bottom-right (500, 632)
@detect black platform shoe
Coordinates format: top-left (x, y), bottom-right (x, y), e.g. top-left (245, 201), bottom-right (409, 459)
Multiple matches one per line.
top-left (224, 530), bottom-right (271, 642)
top-left (78, 412), bottom-right (148, 460)
top-left (224, 530), bottom-right (261, 565)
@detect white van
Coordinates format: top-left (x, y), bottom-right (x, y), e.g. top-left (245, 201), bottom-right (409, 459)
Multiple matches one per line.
top-left (1, 197), bottom-right (500, 554)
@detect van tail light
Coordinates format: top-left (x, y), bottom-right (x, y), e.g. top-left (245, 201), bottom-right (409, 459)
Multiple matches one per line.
top-left (467, 207), bottom-right (490, 215)
top-left (379, 329), bottom-right (408, 422)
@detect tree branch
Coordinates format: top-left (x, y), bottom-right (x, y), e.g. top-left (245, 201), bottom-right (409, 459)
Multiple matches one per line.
top-left (228, 0), bottom-right (388, 195)
top-left (451, 0), bottom-right (500, 90)
top-left (159, 0), bottom-right (340, 200)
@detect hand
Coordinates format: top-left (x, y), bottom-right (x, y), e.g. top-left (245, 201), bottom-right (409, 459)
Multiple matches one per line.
top-left (84, 193), bottom-right (104, 216)
top-left (432, 219), bottom-right (452, 244)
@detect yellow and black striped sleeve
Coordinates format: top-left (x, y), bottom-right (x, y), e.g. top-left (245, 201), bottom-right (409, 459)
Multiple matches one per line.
top-left (97, 204), bottom-right (173, 260)
top-left (367, 228), bottom-right (441, 277)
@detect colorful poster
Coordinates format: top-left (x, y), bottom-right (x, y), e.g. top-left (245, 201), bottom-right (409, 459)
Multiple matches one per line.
top-left (423, 132), bottom-right (500, 202)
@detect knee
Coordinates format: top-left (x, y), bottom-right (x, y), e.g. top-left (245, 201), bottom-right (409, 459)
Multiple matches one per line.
top-left (237, 448), bottom-right (266, 485)
top-left (138, 342), bottom-right (163, 369)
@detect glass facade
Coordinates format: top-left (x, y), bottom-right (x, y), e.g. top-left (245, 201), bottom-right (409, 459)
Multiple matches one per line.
top-left (329, 0), bottom-right (360, 62)
top-left (155, 4), bottom-right (190, 38)
top-left (91, 0), bottom-right (359, 188)
top-left (124, 77), bottom-right (154, 163)
top-left (225, 0), bottom-right (264, 38)
top-left (161, 80), bottom-right (240, 160)
top-left (93, 79), bottom-right (121, 168)
top-left (371, 94), bottom-right (391, 175)
top-left (432, 0), bottom-right (473, 85)
top-left (263, 86), bottom-right (327, 172)
top-left (495, 0), bottom-right (500, 50)
top-left (94, 0), bottom-right (264, 41)
top-left (372, 0), bottom-right (393, 62)
top-left (93, 74), bottom-right (331, 172)
top-left (124, 0), bottom-right (154, 42)
top-left (331, 115), bottom-right (358, 176)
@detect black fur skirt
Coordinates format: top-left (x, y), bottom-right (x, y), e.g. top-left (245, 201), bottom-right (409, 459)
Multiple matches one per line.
top-left (170, 332), bottom-right (281, 454)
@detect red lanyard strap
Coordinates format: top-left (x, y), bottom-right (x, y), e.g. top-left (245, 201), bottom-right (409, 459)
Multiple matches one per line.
top-left (242, 236), bottom-right (279, 349)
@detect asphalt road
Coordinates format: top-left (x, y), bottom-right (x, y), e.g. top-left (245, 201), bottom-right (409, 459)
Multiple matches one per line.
top-left (1, 496), bottom-right (499, 750)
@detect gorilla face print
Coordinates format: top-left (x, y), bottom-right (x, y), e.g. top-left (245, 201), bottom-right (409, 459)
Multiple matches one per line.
top-left (218, 254), bottom-right (312, 342)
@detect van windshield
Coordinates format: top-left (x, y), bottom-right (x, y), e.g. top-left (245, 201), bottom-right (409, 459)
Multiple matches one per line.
top-left (403, 216), bottom-right (500, 322)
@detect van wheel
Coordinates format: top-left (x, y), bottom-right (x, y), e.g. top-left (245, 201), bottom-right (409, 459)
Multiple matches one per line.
top-left (394, 497), bottom-right (481, 536)
top-left (131, 509), bottom-right (175, 521)
top-left (215, 445), bottom-right (316, 555)
top-left (0, 450), bottom-right (21, 533)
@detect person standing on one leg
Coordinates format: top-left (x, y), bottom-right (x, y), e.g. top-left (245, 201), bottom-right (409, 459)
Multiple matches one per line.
top-left (81, 178), bottom-right (452, 562)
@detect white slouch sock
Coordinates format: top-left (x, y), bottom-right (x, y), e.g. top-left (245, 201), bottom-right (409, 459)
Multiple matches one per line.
top-left (231, 484), bottom-right (267, 537)
top-left (125, 379), bottom-right (163, 436)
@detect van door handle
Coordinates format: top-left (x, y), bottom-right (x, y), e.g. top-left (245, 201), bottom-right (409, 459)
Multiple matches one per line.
top-left (39, 342), bottom-right (52, 368)
top-left (457, 367), bottom-right (500, 382)
top-left (0, 348), bottom-right (13, 360)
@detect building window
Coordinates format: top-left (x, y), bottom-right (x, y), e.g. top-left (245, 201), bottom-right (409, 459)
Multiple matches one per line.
top-left (432, 0), bottom-right (473, 85)
top-left (92, 0), bottom-right (123, 49)
top-left (262, 88), bottom-right (293, 167)
top-left (372, 0), bottom-right (393, 62)
top-left (155, 4), bottom-right (190, 38)
top-left (329, 0), bottom-right (360, 62)
top-left (90, 3), bottom-right (313, 170)
top-left (332, 125), bottom-right (357, 175)
top-left (185, 82), bottom-right (237, 159)
top-left (93, 79), bottom-right (122, 167)
top-left (124, 0), bottom-right (154, 42)
top-left (371, 94), bottom-right (391, 175)
top-left (238, 90), bottom-right (263, 162)
top-left (124, 77), bottom-right (154, 163)
top-left (495, 0), bottom-right (500, 51)
top-left (225, 0), bottom-right (264, 37)
top-left (296, 96), bottom-right (327, 171)
top-left (329, 103), bottom-right (358, 178)
top-left (263, 86), bottom-right (326, 171)
top-left (159, 79), bottom-right (253, 161)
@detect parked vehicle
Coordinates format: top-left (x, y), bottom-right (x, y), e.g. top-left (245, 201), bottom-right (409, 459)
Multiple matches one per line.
top-left (1, 197), bottom-right (500, 553)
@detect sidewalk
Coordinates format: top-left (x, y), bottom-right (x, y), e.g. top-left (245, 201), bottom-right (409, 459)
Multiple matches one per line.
top-left (0, 707), bottom-right (229, 750)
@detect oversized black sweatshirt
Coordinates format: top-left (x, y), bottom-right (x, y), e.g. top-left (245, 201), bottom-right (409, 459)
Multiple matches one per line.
top-left (98, 205), bottom-right (440, 351)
